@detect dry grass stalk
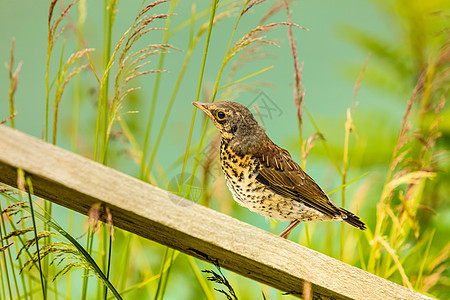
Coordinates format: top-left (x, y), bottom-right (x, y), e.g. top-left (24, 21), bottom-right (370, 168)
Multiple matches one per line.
top-left (283, 0), bottom-right (304, 125)
top-left (221, 43), bottom-right (273, 100)
top-left (302, 280), bottom-right (312, 300)
top-left (302, 132), bottom-right (320, 163)
top-left (227, 22), bottom-right (305, 63)
top-left (0, 242), bottom-right (13, 253)
top-left (7, 38), bottom-right (22, 128)
top-left (103, 1), bottom-right (176, 142)
top-left (45, 0), bottom-right (89, 144)
top-left (213, 1), bottom-right (283, 101)
top-left (1, 198), bottom-right (120, 289)
top-left (87, 203), bottom-right (102, 234)
top-left (226, 45), bottom-right (268, 82)
top-left (259, 0), bottom-right (285, 24)
top-left (368, 45), bottom-right (447, 291)
top-left (292, 62), bottom-right (305, 127)
top-left (0, 113), bottom-right (17, 125)
top-left (105, 206), bottom-right (114, 239)
top-left (52, 48), bottom-right (94, 144)
top-left (353, 53), bottom-right (371, 101)
top-left (86, 203), bottom-right (115, 238)
top-left (242, 0), bottom-right (267, 16)
top-left (17, 231), bottom-right (53, 261)
top-left (48, 0), bottom-right (80, 50)
top-left (2, 228), bottom-right (33, 241)
top-left (136, 0), bottom-right (170, 20)
top-left (421, 243), bottom-right (450, 291)
top-left (373, 236), bottom-right (414, 289)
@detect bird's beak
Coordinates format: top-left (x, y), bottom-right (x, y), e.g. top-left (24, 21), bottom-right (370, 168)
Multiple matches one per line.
top-left (192, 102), bottom-right (214, 119)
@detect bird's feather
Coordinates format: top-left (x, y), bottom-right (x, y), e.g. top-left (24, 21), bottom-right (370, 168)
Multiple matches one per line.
top-left (254, 142), bottom-right (343, 218)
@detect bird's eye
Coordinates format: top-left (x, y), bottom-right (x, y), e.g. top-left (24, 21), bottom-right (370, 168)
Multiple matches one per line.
top-left (216, 110), bottom-right (226, 121)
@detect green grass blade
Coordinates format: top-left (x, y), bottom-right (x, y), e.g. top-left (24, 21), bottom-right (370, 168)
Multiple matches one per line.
top-left (1, 194), bottom-right (47, 290)
top-left (158, 249), bottom-right (176, 299)
top-left (218, 65), bottom-right (274, 91)
top-left (146, 23), bottom-right (206, 176)
top-left (104, 234), bottom-right (113, 300)
top-left (72, 0), bottom-right (87, 153)
top-left (187, 256), bottom-right (215, 300)
top-left (1, 211), bottom-right (21, 299)
top-left (140, 0), bottom-right (178, 180)
top-left (179, 0), bottom-right (220, 194)
top-left (153, 247), bottom-right (169, 300)
top-left (25, 176), bottom-right (47, 300)
top-left (186, 1), bottom-right (275, 196)
top-left (85, 50), bottom-right (101, 84)
top-left (115, 233), bottom-right (132, 291)
top-left (99, 0), bottom-right (117, 164)
top-left (107, 274), bottom-right (161, 300)
top-left (357, 233), bottom-right (367, 270)
top-left (415, 229), bottom-right (435, 290)
top-left (327, 171), bottom-right (369, 195)
top-left (304, 106), bottom-right (342, 175)
top-left (81, 229), bottom-right (93, 300)
top-left (0, 204), bottom-right (13, 300)
top-left (5, 187), bottom-right (123, 300)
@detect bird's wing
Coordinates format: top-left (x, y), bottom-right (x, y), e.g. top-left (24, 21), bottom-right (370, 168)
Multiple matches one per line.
top-left (254, 143), bottom-right (342, 217)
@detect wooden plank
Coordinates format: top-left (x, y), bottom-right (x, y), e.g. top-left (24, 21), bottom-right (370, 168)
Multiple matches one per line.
top-left (0, 125), bottom-right (431, 300)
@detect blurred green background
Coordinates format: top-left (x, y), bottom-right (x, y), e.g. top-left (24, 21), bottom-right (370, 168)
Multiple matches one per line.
top-left (0, 0), bottom-right (448, 299)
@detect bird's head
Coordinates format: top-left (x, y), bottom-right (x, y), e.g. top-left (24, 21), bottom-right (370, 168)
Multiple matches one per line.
top-left (192, 101), bottom-right (263, 140)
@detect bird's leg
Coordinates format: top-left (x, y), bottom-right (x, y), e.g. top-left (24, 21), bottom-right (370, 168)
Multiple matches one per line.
top-left (279, 220), bottom-right (301, 239)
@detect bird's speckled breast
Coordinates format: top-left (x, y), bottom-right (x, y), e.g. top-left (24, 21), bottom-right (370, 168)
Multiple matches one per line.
top-left (219, 139), bottom-right (334, 222)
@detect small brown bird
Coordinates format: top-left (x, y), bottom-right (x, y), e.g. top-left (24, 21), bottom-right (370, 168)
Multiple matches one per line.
top-left (193, 101), bottom-right (365, 239)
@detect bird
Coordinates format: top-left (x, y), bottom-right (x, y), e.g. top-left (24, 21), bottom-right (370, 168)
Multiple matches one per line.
top-left (192, 101), bottom-right (366, 239)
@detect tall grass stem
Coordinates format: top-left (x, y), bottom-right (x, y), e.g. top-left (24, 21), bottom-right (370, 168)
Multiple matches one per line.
top-left (25, 177), bottom-right (47, 300)
top-left (179, 0), bottom-right (219, 195)
top-left (140, 0), bottom-right (178, 180)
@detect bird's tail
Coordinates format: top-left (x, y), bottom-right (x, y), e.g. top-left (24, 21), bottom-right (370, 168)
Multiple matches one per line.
top-left (339, 207), bottom-right (366, 230)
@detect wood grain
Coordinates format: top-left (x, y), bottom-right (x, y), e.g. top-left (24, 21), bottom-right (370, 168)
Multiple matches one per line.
top-left (0, 125), bottom-right (431, 300)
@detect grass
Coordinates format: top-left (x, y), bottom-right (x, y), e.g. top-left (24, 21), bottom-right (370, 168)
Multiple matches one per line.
top-left (0, 0), bottom-right (448, 299)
